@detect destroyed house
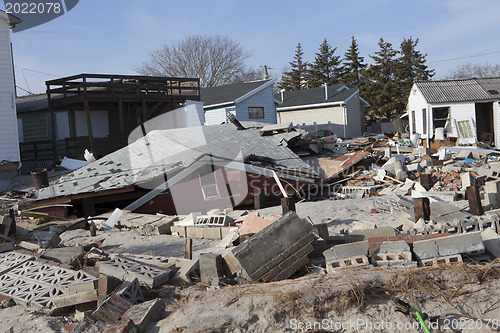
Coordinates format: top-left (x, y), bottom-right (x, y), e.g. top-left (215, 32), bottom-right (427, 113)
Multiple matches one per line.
top-left (32, 122), bottom-right (318, 215)
top-left (276, 84), bottom-right (369, 138)
top-left (201, 79), bottom-right (278, 125)
top-left (408, 78), bottom-right (500, 147)
top-left (16, 74), bottom-right (200, 161)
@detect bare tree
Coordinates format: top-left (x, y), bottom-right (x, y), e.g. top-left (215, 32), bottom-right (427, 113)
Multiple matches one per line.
top-left (231, 66), bottom-right (266, 83)
top-left (446, 62), bottom-right (500, 79)
top-left (137, 35), bottom-right (251, 87)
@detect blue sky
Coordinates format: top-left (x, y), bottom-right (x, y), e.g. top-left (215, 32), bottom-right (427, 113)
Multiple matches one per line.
top-left (5, 0), bottom-right (500, 95)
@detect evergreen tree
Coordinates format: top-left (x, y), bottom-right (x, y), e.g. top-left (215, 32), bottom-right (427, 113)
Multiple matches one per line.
top-left (397, 37), bottom-right (434, 90)
top-left (362, 38), bottom-right (400, 119)
top-left (341, 36), bottom-right (367, 88)
top-left (308, 38), bottom-right (341, 88)
top-left (278, 43), bottom-right (309, 91)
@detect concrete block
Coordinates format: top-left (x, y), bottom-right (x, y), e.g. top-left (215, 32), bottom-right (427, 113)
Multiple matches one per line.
top-left (238, 213), bottom-right (276, 236)
top-left (201, 227), bottom-right (222, 240)
top-left (115, 278), bottom-right (144, 304)
top-left (375, 241), bottom-right (411, 254)
top-left (406, 163), bottom-right (421, 173)
top-left (29, 231), bottom-right (61, 249)
top-left (323, 241), bottom-right (369, 261)
top-left (481, 227), bottom-right (500, 258)
top-left (485, 181), bottom-right (500, 209)
top-left (435, 231), bottom-right (485, 257)
top-left (195, 215), bottom-right (229, 227)
top-left (121, 298), bottom-right (165, 333)
top-left (170, 226), bottom-right (187, 237)
top-left (186, 226), bottom-right (204, 239)
top-left (168, 258), bottom-right (199, 284)
top-left (413, 238), bottom-right (439, 260)
top-left (52, 290), bottom-right (98, 309)
top-left (224, 212), bottom-right (314, 281)
top-left (421, 254), bottom-right (463, 267)
top-left (199, 253), bottom-right (224, 285)
top-left (326, 255), bottom-right (371, 273)
top-left (374, 260), bottom-right (417, 269)
top-left (461, 172), bottom-right (475, 190)
top-left (99, 256), bottom-right (173, 288)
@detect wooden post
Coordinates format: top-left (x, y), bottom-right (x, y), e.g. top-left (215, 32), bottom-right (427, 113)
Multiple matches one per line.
top-left (82, 197), bottom-right (96, 218)
top-left (419, 174), bottom-right (433, 191)
top-left (466, 186), bottom-right (484, 216)
top-left (413, 197), bottom-right (430, 222)
top-left (184, 238), bottom-right (193, 260)
top-left (253, 188), bottom-right (266, 210)
top-left (8, 209), bottom-right (16, 237)
top-left (142, 98), bottom-right (147, 123)
top-left (90, 224), bottom-right (97, 237)
top-left (281, 196), bottom-right (296, 215)
top-left (118, 98), bottom-right (125, 136)
top-left (84, 98), bottom-right (95, 152)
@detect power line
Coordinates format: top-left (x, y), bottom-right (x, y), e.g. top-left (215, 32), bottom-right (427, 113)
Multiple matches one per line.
top-left (429, 51), bottom-right (500, 64)
top-left (15, 66), bottom-right (60, 77)
top-left (16, 86), bottom-right (34, 95)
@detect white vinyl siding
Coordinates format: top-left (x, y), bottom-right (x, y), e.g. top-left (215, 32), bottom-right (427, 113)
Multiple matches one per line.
top-left (205, 106), bottom-right (231, 126)
top-left (0, 13), bottom-right (20, 162)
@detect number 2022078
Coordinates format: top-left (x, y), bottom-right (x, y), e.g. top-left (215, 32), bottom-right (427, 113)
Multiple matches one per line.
top-left (5, 2), bottom-right (62, 14)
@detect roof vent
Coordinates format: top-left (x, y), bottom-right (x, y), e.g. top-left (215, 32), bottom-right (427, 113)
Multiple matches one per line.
top-left (488, 89), bottom-right (499, 95)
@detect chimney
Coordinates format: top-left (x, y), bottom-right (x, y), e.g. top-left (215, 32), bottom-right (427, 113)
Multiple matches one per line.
top-left (324, 83), bottom-right (328, 100)
top-left (227, 113), bottom-right (245, 130)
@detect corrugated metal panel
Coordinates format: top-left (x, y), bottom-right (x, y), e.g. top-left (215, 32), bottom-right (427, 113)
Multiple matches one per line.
top-left (415, 79), bottom-right (491, 103)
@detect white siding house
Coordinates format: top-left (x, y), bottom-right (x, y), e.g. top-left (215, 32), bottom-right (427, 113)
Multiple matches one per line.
top-left (408, 78), bottom-right (500, 147)
top-left (276, 85), bottom-right (369, 138)
top-left (202, 79), bottom-right (278, 125)
top-left (0, 11), bottom-right (21, 162)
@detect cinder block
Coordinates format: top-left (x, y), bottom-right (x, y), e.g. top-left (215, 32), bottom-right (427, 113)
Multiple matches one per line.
top-left (199, 253), bottom-right (224, 285)
top-left (121, 298), bottom-right (165, 333)
top-left (326, 255), bottom-right (371, 273)
top-left (323, 241), bottom-right (369, 261)
top-left (481, 228), bottom-right (500, 258)
top-left (461, 172), bottom-right (475, 190)
top-left (421, 254), bottom-right (463, 266)
top-left (201, 227), bottom-right (222, 240)
top-left (99, 256), bottom-right (173, 288)
top-left (115, 278), bottom-right (144, 305)
top-left (372, 252), bottom-right (412, 262)
top-left (186, 226), bottom-right (204, 239)
top-left (29, 231), bottom-right (61, 248)
top-left (224, 212), bottom-right (314, 281)
top-left (413, 238), bottom-right (439, 260)
top-left (52, 290), bottom-right (98, 309)
top-left (435, 231), bottom-right (485, 257)
top-left (170, 226), bottom-right (186, 237)
top-left (375, 241), bottom-right (411, 254)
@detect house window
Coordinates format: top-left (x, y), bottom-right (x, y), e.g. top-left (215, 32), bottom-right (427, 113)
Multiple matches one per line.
top-left (248, 107), bottom-right (264, 119)
top-left (75, 110), bottom-right (110, 138)
top-left (46, 111), bottom-right (70, 140)
top-left (422, 108), bottom-right (427, 135)
top-left (411, 111), bottom-right (416, 134)
top-left (432, 107), bottom-right (449, 128)
top-left (199, 164), bottom-right (221, 200)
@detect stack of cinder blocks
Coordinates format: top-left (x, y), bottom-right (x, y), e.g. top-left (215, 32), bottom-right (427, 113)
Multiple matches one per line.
top-left (224, 212), bottom-right (315, 282)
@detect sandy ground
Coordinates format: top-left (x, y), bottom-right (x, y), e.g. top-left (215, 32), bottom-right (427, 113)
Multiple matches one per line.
top-left (0, 196), bottom-right (499, 332)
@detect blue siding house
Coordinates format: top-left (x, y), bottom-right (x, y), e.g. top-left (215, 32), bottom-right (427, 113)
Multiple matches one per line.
top-left (201, 79), bottom-right (278, 125)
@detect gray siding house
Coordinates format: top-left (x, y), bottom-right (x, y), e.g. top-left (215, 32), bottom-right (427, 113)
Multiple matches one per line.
top-left (201, 79), bottom-right (278, 125)
top-left (276, 84), bottom-right (369, 138)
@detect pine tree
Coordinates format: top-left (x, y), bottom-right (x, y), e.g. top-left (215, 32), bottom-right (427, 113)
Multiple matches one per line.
top-left (397, 37), bottom-right (434, 91)
top-left (341, 36), bottom-right (367, 88)
top-left (308, 38), bottom-right (341, 88)
top-left (278, 43), bottom-right (309, 91)
top-left (362, 38), bottom-right (400, 119)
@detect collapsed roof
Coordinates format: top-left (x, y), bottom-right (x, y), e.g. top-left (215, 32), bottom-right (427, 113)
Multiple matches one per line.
top-left (37, 122), bottom-right (317, 200)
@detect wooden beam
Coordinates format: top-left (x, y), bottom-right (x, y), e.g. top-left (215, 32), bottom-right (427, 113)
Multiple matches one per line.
top-left (84, 98), bottom-right (95, 152)
top-left (466, 186), bottom-right (484, 216)
top-left (413, 197), bottom-right (430, 222)
top-left (118, 98), bottom-right (125, 135)
top-left (281, 197), bottom-right (296, 214)
top-left (142, 98), bottom-right (147, 123)
top-left (184, 238), bottom-right (193, 260)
